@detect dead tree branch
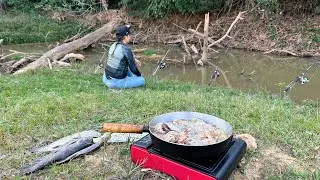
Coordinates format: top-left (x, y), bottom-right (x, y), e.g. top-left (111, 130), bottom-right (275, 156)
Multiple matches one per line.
top-left (208, 11), bottom-right (246, 48)
top-left (181, 35), bottom-right (191, 57)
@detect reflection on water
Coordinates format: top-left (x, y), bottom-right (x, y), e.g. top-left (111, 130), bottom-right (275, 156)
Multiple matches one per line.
top-left (2, 43), bottom-right (319, 102)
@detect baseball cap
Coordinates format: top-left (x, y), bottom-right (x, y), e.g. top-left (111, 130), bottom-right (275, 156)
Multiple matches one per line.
top-left (116, 25), bottom-right (131, 36)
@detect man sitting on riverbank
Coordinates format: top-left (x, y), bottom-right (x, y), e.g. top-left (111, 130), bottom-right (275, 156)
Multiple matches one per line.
top-left (102, 25), bottom-right (145, 89)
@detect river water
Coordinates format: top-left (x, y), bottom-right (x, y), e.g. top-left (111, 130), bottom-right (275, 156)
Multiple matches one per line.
top-left (1, 43), bottom-right (319, 102)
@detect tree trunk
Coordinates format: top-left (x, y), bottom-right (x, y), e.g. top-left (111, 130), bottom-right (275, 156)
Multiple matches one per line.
top-left (14, 18), bottom-right (120, 75)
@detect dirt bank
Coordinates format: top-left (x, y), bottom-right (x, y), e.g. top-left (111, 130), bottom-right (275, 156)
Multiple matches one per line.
top-left (57, 9), bottom-right (319, 57)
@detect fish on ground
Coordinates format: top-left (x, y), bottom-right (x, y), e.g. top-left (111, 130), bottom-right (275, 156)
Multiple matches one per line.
top-left (30, 130), bottom-right (101, 153)
top-left (22, 136), bottom-right (94, 175)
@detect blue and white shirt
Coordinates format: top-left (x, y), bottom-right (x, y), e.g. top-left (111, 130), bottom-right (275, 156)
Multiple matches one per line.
top-left (105, 42), bottom-right (141, 79)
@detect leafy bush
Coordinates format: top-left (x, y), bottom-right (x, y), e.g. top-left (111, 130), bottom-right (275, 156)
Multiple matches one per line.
top-left (121, 0), bottom-right (320, 18)
top-left (0, 11), bottom-right (84, 44)
top-left (120, 0), bottom-right (225, 18)
top-left (256, 0), bottom-right (279, 12)
top-left (35, 0), bottom-right (102, 13)
top-left (6, 0), bottom-right (39, 13)
top-left (4, 0), bottom-right (103, 13)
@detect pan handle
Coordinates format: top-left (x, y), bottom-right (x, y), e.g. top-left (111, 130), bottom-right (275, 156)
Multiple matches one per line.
top-left (101, 123), bottom-right (148, 133)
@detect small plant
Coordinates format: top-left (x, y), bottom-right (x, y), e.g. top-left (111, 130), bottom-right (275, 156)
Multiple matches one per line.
top-left (311, 35), bottom-right (320, 43)
top-left (9, 54), bottom-right (24, 61)
top-left (308, 28), bottom-right (320, 32)
top-left (256, 0), bottom-right (279, 13)
top-left (143, 49), bottom-right (156, 56)
top-left (119, 147), bottom-right (130, 156)
top-left (268, 25), bottom-right (277, 40)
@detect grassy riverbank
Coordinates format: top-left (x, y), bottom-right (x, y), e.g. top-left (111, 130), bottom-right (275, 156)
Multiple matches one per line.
top-left (0, 11), bottom-right (84, 45)
top-left (0, 65), bottom-right (319, 179)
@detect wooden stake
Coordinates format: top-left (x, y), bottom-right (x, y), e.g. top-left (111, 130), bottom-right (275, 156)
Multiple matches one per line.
top-left (47, 58), bottom-right (52, 70)
top-left (199, 13), bottom-right (210, 65)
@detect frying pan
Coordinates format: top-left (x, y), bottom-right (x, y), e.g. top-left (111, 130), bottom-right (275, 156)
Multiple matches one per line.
top-left (101, 111), bottom-right (233, 160)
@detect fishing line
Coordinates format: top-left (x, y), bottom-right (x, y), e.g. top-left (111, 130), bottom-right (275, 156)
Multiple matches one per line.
top-left (309, 65), bottom-right (319, 79)
top-left (283, 60), bottom-right (320, 97)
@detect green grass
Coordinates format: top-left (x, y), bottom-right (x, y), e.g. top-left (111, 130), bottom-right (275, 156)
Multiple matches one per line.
top-left (0, 11), bottom-right (85, 45)
top-left (143, 49), bottom-right (156, 56)
top-left (0, 65), bottom-right (319, 178)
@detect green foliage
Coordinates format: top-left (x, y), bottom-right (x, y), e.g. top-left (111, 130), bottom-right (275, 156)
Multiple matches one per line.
top-left (308, 28), bottom-right (320, 32)
top-left (4, 0), bottom-right (320, 18)
top-left (0, 11), bottom-right (84, 44)
top-left (308, 28), bottom-right (320, 43)
top-left (311, 35), bottom-right (320, 43)
top-left (35, 0), bottom-right (102, 13)
top-left (256, 0), bottom-right (279, 12)
top-left (268, 25), bottom-right (277, 40)
top-left (121, 0), bottom-right (320, 18)
top-left (143, 49), bottom-right (155, 56)
top-left (8, 54), bottom-right (24, 61)
top-left (121, 0), bottom-right (225, 18)
top-left (268, 168), bottom-right (320, 179)
top-left (6, 0), bottom-right (39, 13)
top-left (5, 0), bottom-right (102, 13)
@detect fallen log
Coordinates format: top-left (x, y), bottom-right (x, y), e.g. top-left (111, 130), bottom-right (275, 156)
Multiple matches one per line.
top-left (14, 18), bottom-right (120, 75)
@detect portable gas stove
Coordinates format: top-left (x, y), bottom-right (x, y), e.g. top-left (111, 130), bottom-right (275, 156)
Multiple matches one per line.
top-left (130, 134), bottom-right (246, 180)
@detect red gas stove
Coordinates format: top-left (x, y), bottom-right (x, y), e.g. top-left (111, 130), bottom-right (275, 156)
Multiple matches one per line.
top-left (130, 134), bottom-right (246, 180)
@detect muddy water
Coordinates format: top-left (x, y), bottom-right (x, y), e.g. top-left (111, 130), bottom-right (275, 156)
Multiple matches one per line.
top-left (2, 43), bottom-right (319, 102)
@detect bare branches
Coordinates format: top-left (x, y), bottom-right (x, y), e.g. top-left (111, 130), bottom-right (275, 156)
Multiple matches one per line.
top-left (181, 35), bottom-right (191, 57)
top-left (63, 25), bottom-right (95, 43)
top-left (208, 11), bottom-right (246, 48)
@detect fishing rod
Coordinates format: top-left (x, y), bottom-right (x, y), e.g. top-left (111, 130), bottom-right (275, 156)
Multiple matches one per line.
top-left (152, 46), bottom-right (173, 76)
top-left (283, 60), bottom-right (320, 95)
top-left (208, 67), bottom-right (220, 85)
